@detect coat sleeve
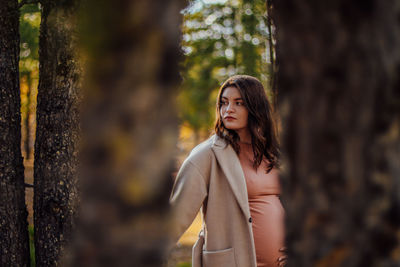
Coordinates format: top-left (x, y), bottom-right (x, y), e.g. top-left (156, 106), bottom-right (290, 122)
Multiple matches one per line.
top-left (169, 158), bottom-right (208, 244)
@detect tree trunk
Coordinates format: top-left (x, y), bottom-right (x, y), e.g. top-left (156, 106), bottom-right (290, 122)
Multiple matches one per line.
top-left (65, 0), bottom-right (185, 265)
top-left (0, 0), bottom-right (30, 265)
top-left (34, 0), bottom-right (81, 265)
top-left (273, 0), bottom-right (400, 266)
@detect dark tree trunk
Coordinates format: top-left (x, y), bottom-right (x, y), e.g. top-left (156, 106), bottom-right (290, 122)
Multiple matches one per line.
top-left (34, 0), bottom-right (81, 265)
top-left (0, 0), bottom-right (30, 265)
top-left (65, 0), bottom-right (185, 266)
top-left (273, 0), bottom-right (400, 266)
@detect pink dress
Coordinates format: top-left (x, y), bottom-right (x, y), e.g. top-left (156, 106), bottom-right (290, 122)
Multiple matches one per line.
top-left (238, 142), bottom-right (285, 267)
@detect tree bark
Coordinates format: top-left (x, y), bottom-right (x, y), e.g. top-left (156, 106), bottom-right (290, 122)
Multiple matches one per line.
top-left (273, 0), bottom-right (400, 266)
top-left (64, 0), bottom-right (185, 265)
top-left (34, 0), bottom-right (81, 265)
top-left (0, 0), bottom-right (30, 265)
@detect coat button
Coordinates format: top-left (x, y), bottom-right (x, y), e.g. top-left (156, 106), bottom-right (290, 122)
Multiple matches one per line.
top-left (249, 217), bottom-right (252, 223)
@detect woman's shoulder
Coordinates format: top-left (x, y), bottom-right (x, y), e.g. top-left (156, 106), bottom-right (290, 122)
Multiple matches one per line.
top-left (188, 135), bottom-right (215, 158)
top-left (186, 134), bottom-right (224, 165)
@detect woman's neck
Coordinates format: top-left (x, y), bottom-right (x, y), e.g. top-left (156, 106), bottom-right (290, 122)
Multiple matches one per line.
top-left (236, 128), bottom-right (251, 144)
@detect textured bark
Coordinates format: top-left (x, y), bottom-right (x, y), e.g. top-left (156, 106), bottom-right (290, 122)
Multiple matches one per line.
top-left (273, 0), bottom-right (400, 266)
top-left (34, 0), bottom-right (81, 265)
top-left (65, 0), bottom-right (185, 266)
top-left (0, 0), bottom-right (30, 265)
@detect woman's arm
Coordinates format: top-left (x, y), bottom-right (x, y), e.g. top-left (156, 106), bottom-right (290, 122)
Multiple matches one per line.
top-left (169, 158), bottom-right (208, 244)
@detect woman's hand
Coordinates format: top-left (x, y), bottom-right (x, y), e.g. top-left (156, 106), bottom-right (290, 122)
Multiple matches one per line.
top-left (277, 247), bottom-right (288, 267)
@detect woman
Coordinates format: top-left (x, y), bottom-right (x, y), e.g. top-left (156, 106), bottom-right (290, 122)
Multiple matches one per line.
top-left (169, 75), bottom-right (286, 267)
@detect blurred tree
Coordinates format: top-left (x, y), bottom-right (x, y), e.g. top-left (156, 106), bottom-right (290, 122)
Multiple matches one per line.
top-left (19, 3), bottom-right (40, 160)
top-left (239, 0), bottom-right (263, 77)
top-left (179, 0), bottom-right (273, 139)
top-left (0, 0), bottom-right (31, 265)
top-left (274, 0), bottom-right (400, 266)
top-left (265, 0), bottom-right (277, 108)
top-left (64, 0), bottom-right (184, 265)
top-left (33, 0), bottom-right (81, 265)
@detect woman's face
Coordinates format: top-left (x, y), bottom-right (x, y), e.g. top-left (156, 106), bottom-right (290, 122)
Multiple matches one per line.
top-left (220, 86), bottom-right (249, 131)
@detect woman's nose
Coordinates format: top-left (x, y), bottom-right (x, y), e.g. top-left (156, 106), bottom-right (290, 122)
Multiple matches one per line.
top-left (226, 103), bottom-right (234, 113)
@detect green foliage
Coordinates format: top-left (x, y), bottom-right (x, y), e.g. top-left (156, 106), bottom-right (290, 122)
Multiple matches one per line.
top-left (19, 3), bottom-right (40, 74)
top-left (179, 0), bottom-right (272, 135)
top-left (19, 3), bottom-right (40, 134)
top-left (176, 262), bottom-right (191, 267)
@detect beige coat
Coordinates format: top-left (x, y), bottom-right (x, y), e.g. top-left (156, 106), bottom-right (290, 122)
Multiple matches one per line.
top-left (170, 134), bottom-right (257, 267)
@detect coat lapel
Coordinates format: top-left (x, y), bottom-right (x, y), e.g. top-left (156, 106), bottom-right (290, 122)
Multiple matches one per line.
top-left (211, 135), bottom-right (251, 220)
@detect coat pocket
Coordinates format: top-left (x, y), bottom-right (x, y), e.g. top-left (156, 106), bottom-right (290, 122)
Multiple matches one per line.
top-left (202, 247), bottom-right (236, 267)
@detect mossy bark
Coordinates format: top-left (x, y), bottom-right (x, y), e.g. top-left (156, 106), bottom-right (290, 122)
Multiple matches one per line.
top-left (33, 0), bottom-right (81, 265)
top-left (273, 0), bottom-right (400, 266)
top-left (0, 0), bottom-right (30, 265)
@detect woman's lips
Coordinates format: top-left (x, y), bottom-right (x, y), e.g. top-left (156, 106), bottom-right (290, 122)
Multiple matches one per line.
top-left (224, 116), bottom-right (236, 120)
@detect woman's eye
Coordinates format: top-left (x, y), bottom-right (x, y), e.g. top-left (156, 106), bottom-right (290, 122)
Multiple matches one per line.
top-left (220, 101), bottom-right (227, 105)
top-left (236, 102), bottom-right (243, 106)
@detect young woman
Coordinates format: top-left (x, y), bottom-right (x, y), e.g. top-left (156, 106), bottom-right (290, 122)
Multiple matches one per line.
top-left (170, 75), bottom-right (286, 267)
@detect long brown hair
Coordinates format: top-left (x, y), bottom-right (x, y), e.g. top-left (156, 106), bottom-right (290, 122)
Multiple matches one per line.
top-left (214, 75), bottom-right (280, 173)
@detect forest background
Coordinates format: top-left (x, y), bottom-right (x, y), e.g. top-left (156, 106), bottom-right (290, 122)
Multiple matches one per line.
top-left (1, 0), bottom-right (399, 266)
top-left (17, 0), bottom-right (275, 266)
top-left (18, 0), bottom-right (275, 161)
